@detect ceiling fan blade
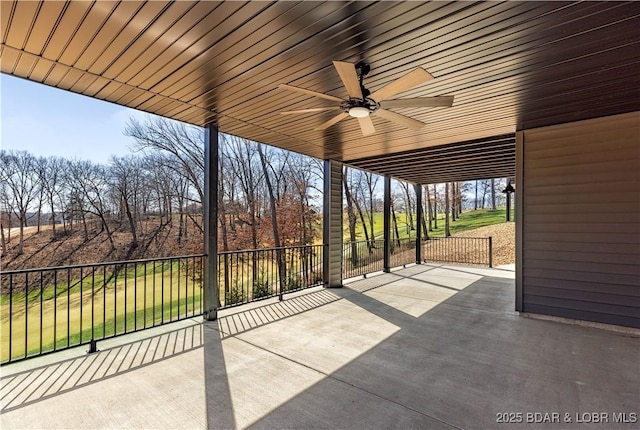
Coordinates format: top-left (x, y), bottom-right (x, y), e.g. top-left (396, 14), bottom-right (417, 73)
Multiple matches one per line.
top-left (314, 112), bottom-right (349, 131)
top-left (369, 68), bottom-right (433, 102)
top-left (280, 107), bottom-right (340, 115)
top-left (380, 96), bottom-right (454, 109)
top-left (278, 84), bottom-right (343, 102)
top-left (375, 108), bottom-right (426, 130)
top-left (358, 116), bottom-right (375, 136)
top-left (333, 61), bottom-right (363, 99)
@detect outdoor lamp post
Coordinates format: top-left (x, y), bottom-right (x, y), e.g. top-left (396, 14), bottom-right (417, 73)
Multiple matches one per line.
top-left (502, 182), bottom-right (515, 222)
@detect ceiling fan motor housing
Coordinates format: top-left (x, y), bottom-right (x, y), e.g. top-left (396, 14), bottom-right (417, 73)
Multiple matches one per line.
top-left (342, 98), bottom-right (379, 116)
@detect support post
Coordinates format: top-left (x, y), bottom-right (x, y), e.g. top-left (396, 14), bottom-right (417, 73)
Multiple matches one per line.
top-left (323, 160), bottom-right (343, 288)
top-left (203, 124), bottom-right (219, 320)
top-left (488, 236), bottom-right (493, 268)
top-left (515, 131), bottom-right (524, 311)
top-left (415, 183), bottom-right (423, 264)
top-left (383, 175), bottom-right (391, 272)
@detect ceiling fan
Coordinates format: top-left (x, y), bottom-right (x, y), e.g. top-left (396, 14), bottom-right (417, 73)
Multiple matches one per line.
top-left (278, 61), bottom-right (454, 136)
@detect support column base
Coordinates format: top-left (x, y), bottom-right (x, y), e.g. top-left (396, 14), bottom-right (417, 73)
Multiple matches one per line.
top-left (203, 309), bottom-right (218, 321)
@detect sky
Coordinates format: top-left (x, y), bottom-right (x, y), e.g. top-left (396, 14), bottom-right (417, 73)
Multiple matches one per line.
top-left (1, 74), bottom-right (158, 163)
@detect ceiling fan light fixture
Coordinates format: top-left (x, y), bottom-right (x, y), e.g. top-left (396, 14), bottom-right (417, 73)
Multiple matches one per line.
top-left (348, 106), bottom-right (370, 118)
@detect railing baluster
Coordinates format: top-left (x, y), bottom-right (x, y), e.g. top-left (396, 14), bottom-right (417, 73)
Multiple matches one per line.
top-left (80, 267), bottom-right (83, 345)
top-left (134, 264), bottom-right (137, 331)
top-left (53, 271), bottom-right (57, 352)
top-left (91, 266), bottom-right (95, 342)
top-left (113, 265), bottom-right (117, 337)
top-left (25, 272), bottom-right (28, 358)
top-left (103, 265), bottom-right (106, 339)
top-left (191, 256), bottom-right (195, 316)
top-left (40, 272), bottom-right (43, 355)
top-left (143, 262), bottom-right (147, 329)
top-left (177, 258), bottom-right (180, 319)
top-left (161, 260), bottom-right (165, 324)
top-left (66, 269), bottom-right (70, 348)
top-left (124, 263), bottom-right (128, 334)
top-left (9, 274), bottom-right (13, 361)
top-left (152, 261), bottom-right (156, 326)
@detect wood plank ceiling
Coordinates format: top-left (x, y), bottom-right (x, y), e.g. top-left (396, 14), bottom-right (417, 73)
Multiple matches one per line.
top-left (2, 1), bottom-right (639, 184)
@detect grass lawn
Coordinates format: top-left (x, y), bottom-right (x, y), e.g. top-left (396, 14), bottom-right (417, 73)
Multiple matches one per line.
top-left (345, 207), bottom-right (514, 241)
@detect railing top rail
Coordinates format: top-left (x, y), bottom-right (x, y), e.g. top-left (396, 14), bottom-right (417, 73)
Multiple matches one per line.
top-left (0, 254), bottom-right (206, 275)
top-left (1, 243), bottom-right (325, 275)
top-left (342, 239), bottom-right (385, 243)
top-left (422, 236), bottom-right (490, 240)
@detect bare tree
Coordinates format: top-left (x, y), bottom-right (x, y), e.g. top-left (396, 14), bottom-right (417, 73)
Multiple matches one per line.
top-left (0, 182), bottom-right (9, 256)
top-left (125, 116), bottom-right (204, 207)
top-left (479, 179), bottom-right (491, 208)
top-left (33, 157), bottom-right (47, 233)
top-left (363, 171), bottom-right (379, 245)
top-left (284, 153), bottom-right (322, 246)
top-left (258, 143), bottom-right (286, 291)
top-left (432, 184), bottom-right (439, 229)
top-left (491, 178), bottom-right (497, 210)
top-left (343, 168), bottom-right (359, 266)
top-left (425, 185), bottom-right (433, 232)
top-left (445, 183), bottom-right (451, 237)
top-left (0, 181), bottom-right (12, 246)
top-left (351, 171), bottom-right (372, 249)
top-left (39, 157), bottom-right (66, 239)
top-left (226, 136), bottom-right (263, 250)
top-left (0, 150), bottom-right (40, 254)
top-left (110, 156), bottom-right (145, 248)
top-left (390, 192), bottom-right (401, 246)
top-left (398, 181), bottom-right (415, 233)
top-left (474, 180), bottom-right (479, 210)
top-left (0, 214), bottom-right (6, 257)
top-left (65, 160), bottom-right (116, 250)
top-left (451, 182), bottom-right (457, 222)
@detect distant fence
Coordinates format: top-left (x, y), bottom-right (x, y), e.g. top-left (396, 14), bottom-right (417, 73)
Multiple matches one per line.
top-left (422, 237), bottom-right (492, 267)
top-left (343, 236), bottom-right (493, 279)
top-left (0, 244), bottom-right (323, 364)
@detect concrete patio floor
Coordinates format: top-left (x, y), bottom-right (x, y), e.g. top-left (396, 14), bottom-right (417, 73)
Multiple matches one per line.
top-left (1, 264), bottom-right (638, 429)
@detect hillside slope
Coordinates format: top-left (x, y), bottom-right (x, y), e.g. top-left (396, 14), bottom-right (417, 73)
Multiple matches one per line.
top-left (2, 217), bottom-right (203, 271)
top-left (2, 215), bottom-right (516, 271)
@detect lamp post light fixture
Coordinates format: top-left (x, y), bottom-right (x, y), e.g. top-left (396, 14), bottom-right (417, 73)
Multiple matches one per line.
top-left (502, 182), bottom-right (515, 222)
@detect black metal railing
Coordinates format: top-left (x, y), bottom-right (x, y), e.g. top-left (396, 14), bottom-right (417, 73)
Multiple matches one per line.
top-left (1, 244), bottom-right (324, 364)
top-left (422, 236), bottom-right (492, 267)
top-left (390, 237), bottom-right (418, 268)
top-left (343, 236), bottom-right (493, 279)
top-left (0, 254), bottom-right (204, 364)
top-left (342, 239), bottom-right (385, 279)
top-left (218, 244), bottom-right (323, 308)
